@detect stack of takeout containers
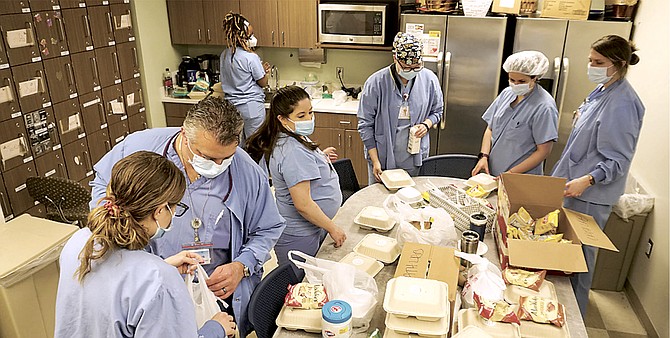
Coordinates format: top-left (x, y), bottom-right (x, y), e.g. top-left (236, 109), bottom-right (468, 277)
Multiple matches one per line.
top-left (352, 233), bottom-right (401, 264)
top-left (354, 206), bottom-right (395, 232)
top-left (339, 252), bottom-right (384, 277)
top-left (381, 169), bottom-right (415, 191)
top-left (275, 306), bottom-right (322, 333)
top-left (382, 276), bottom-right (451, 337)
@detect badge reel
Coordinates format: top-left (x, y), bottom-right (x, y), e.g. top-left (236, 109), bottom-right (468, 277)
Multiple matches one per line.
top-left (398, 94), bottom-right (410, 120)
top-left (182, 218), bottom-right (213, 265)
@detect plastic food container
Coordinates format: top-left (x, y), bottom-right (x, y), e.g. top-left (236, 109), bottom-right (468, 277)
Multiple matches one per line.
top-left (396, 187), bottom-right (424, 207)
top-left (321, 300), bottom-right (352, 338)
top-left (503, 280), bottom-right (557, 304)
top-left (352, 233), bottom-right (401, 264)
top-left (385, 311), bottom-right (450, 336)
top-left (383, 276), bottom-right (449, 321)
top-left (457, 309), bottom-right (521, 338)
top-left (465, 173), bottom-right (497, 192)
top-left (381, 169), bottom-right (415, 190)
top-left (275, 305), bottom-right (322, 333)
top-left (354, 206), bottom-right (395, 232)
top-left (452, 325), bottom-right (494, 338)
top-left (519, 318), bottom-right (570, 338)
top-left (339, 252), bottom-right (384, 277)
top-left (383, 328), bottom-right (446, 338)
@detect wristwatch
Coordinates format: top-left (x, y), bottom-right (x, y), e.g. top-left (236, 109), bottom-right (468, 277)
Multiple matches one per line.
top-left (478, 152), bottom-right (489, 160)
top-left (242, 264), bottom-right (250, 278)
top-left (588, 174), bottom-right (595, 186)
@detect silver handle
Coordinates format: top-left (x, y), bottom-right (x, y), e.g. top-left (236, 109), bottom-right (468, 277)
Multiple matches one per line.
top-left (106, 12), bottom-right (113, 35)
top-left (65, 63), bottom-right (75, 86)
top-left (0, 192), bottom-right (9, 216)
top-left (338, 120), bottom-right (351, 125)
top-left (83, 15), bottom-right (91, 38)
top-left (271, 31), bottom-right (275, 45)
top-left (56, 17), bottom-right (66, 42)
top-left (83, 150), bottom-right (91, 169)
top-left (91, 57), bottom-right (99, 85)
top-left (557, 57), bottom-right (570, 114)
top-left (197, 28), bottom-right (201, 41)
top-left (27, 22), bottom-right (37, 56)
top-left (97, 102), bottom-right (106, 124)
top-left (348, 135), bottom-right (352, 148)
top-left (551, 57), bottom-right (561, 99)
top-left (282, 31), bottom-right (285, 46)
top-left (104, 140), bottom-right (111, 151)
top-left (112, 52), bottom-right (120, 77)
top-left (440, 52), bottom-right (451, 130)
top-left (138, 88), bottom-right (143, 104)
top-left (131, 47), bottom-right (138, 68)
top-left (436, 51), bottom-right (444, 85)
top-left (207, 29), bottom-right (211, 42)
top-left (57, 162), bottom-right (65, 177)
top-left (337, 133), bottom-right (341, 147)
top-left (37, 70), bottom-right (46, 94)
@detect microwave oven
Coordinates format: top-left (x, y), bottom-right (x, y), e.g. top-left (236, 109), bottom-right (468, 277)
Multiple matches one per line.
top-left (318, 3), bottom-right (392, 45)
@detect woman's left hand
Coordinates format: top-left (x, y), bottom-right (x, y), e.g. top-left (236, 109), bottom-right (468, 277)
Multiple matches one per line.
top-left (564, 175), bottom-right (592, 197)
top-left (322, 147), bottom-right (339, 162)
top-left (164, 251), bottom-right (204, 274)
top-left (415, 123), bottom-right (429, 138)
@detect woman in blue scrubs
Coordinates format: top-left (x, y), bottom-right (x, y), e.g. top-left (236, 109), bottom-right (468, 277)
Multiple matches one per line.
top-left (552, 35), bottom-right (645, 316)
top-left (246, 86), bottom-right (346, 271)
top-left (472, 51), bottom-right (558, 176)
top-left (220, 12), bottom-right (271, 145)
top-left (56, 151), bottom-right (235, 338)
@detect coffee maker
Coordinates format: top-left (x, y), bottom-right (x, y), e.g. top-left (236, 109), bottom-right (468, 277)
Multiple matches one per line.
top-left (197, 54), bottom-right (221, 85)
top-left (177, 56), bottom-right (200, 88)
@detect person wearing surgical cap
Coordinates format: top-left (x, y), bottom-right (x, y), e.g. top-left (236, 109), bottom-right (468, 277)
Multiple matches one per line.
top-left (357, 32), bottom-right (443, 184)
top-left (472, 51), bottom-right (558, 177)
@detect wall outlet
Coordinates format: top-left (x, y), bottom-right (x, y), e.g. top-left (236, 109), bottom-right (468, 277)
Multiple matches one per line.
top-left (645, 239), bottom-right (653, 258)
top-left (336, 67), bottom-right (344, 80)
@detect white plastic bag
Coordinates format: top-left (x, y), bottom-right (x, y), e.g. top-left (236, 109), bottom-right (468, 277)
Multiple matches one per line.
top-left (185, 264), bottom-right (221, 328)
top-left (384, 195), bottom-right (458, 247)
top-left (455, 252), bottom-right (506, 308)
top-left (613, 193), bottom-right (654, 221)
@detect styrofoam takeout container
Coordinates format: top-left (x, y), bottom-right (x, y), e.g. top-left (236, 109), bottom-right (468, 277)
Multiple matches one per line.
top-left (396, 187), bottom-right (424, 206)
top-left (465, 173), bottom-right (498, 192)
top-left (339, 252), bottom-right (384, 277)
top-left (352, 233), bottom-right (401, 264)
top-left (354, 206), bottom-right (395, 232)
top-left (383, 276), bottom-right (449, 322)
top-left (519, 317), bottom-right (570, 338)
top-left (275, 305), bottom-right (322, 333)
top-left (452, 325), bottom-right (494, 338)
top-left (503, 280), bottom-right (557, 304)
top-left (385, 311), bottom-right (450, 336)
top-left (383, 328), bottom-right (446, 338)
top-left (457, 309), bottom-right (521, 338)
top-left (381, 169), bottom-right (415, 190)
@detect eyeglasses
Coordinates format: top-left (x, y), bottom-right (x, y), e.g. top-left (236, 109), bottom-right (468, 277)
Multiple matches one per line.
top-left (398, 63), bottom-right (424, 73)
top-left (173, 202), bottom-right (189, 217)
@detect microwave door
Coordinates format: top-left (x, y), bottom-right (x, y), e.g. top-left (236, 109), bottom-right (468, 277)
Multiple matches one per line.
top-left (319, 4), bottom-right (386, 45)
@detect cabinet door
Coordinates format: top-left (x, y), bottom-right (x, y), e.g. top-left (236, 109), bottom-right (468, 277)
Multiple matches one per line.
top-left (0, 14), bottom-right (42, 66)
top-left (12, 61), bottom-right (51, 113)
top-left (166, 0), bottom-right (205, 44)
top-left (202, 0), bottom-right (239, 45)
top-left (0, 117), bottom-right (32, 172)
top-left (311, 127), bottom-right (341, 151)
top-left (110, 3), bottom-right (133, 43)
top-left (0, 1), bottom-right (31, 15)
top-left (108, 119), bottom-right (128, 146)
top-left (29, 0), bottom-right (61, 12)
top-left (87, 127), bottom-right (110, 164)
top-left (115, 41), bottom-right (138, 81)
top-left (88, 5), bottom-right (115, 48)
top-left (85, 0), bottom-right (109, 7)
top-left (0, 69), bottom-right (22, 122)
top-left (3, 161), bottom-right (37, 215)
top-left (95, 46), bottom-right (120, 87)
top-left (62, 8), bottom-right (93, 53)
top-left (277, 0), bottom-right (316, 49)
top-left (78, 91), bottom-right (106, 133)
top-left (23, 107), bottom-right (59, 158)
top-left (239, 0), bottom-right (279, 47)
top-left (101, 84), bottom-right (125, 125)
top-left (70, 50), bottom-right (100, 94)
top-left (164, 102), bottom-right (190, 127)
top-left (344, 130), bottom-right (367, 187)
top-left (127, 112), bottom-right (146, 132)
top-left (43, 55), bottom-right (77, 104)
top-left (0, 30), bottom-right (9, 67)
top-left (53, 98), bottom-right (84, 145)
top-left (121, 78), bottom-right (143, 116)
top-left (32, 10), bottom-right (69, 59)
top-left (26, 202), bottom-right (47, 218)
top-left (59, 0), bottom-right (86, 9)
top-left (0, 172), bottom-right (14, 220)
top-left (78, 174), bottom-right (92, 193)
top-left (34, 148), bottom-right (67, 178)
top-left (62, 138), bottom-right (91, 181)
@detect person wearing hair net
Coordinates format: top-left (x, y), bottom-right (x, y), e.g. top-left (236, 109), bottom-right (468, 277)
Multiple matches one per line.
top-left (358, 32), bottom-right (443, 184)
top-left (472, 51), bottom-right (558, 177)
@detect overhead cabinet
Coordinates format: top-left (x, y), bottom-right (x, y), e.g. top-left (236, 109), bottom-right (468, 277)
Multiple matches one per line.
top-left (239, 0), bottom-right (317, 48)
top-left (166, 0), bottom-right (240, 45)
top-left (0, 13), bottom-right (42, 66)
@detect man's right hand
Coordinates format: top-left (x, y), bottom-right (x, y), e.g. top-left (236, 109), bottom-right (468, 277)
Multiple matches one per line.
top-left (372, 161), bottom-right (383, 182)
top-left (471, 158), bottom-right (490, 176)
top-left (211, 312), bottom-right (237, 337)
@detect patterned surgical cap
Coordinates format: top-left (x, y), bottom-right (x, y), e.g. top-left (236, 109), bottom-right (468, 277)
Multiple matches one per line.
top-left (393, 32), bottom-right (423, 66)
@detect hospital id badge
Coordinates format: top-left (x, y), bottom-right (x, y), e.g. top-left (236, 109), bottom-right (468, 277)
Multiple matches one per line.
top-left (182, 242), bottom-right (213, 265)
top-left (398, 103), bottom-right (410, 120)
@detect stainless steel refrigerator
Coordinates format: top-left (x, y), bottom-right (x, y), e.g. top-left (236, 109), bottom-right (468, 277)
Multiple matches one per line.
top-left (400, 14), bottom-right (508, 155)
top-left (512, 18), bottom-right (632, 170)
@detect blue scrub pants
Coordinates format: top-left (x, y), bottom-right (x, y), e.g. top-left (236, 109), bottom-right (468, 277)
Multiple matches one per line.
top-left (236, 101), bottom-right (266, 146)
top-left (274, 228), bottom-right (328, 279)
top-left (563, 197), bottom-right (613, 317)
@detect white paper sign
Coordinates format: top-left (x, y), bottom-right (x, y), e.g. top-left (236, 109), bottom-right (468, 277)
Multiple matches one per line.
top-left (0, 64), bottom-right (9, 69)
top-left (421, 35), bottom-right (441, 57)
top-left (45, 169), bottom-right (56, 177)
top-left (462, 0), bottom-right (493, 17)
top-left (0, 138), bottom-right (27, 164)
top-left (86, 46), bottom-right (93, 51)
top-left (0, 86), bottom-right (14, 103)
top-left (115, 136), bottom-right (124, 143)
top-left (53, 144), bottom-right (61, 151)
top-left (6, 29), bottom-right (34, 48)
top-left (111, 100), bottom-right (125, 115)
top-left (499, 0), bottom-right (515, 7)
top-left (68, 114), bottom-right (82, 131)
top-left (119, 14), bottom-right (131, 29)
top-left (11, 112), bottom-right (22, 119)
top-left (129, 36), bottom-right (135, 41)
top-left (18, 78), bottom-right (39, 98)
top-left (83, 97), bottom-right (101, 108)
top-left (126, 93), bottom-right (135, 106)
top-left (93, 85), bottom-right (101, 91)
top-left (405, 23), bottom-right (425, 38)
top-left (114, 79), bottom-right (121, 84)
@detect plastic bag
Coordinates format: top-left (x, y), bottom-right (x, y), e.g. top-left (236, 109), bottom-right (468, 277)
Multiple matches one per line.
top-left (289, 251), bottom-right (378, 332)
top-left (613, 193), bottom-right (654, 221)
top-left (185, 264), bottom-right (221, 328)
top-left (456, 252), bottom-right (506, 308)
top-left (384, 195), bottom-right (458, 248)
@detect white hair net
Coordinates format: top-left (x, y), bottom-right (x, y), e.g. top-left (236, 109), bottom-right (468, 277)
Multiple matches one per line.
top-left (502, 51), bottom-right (549, 77)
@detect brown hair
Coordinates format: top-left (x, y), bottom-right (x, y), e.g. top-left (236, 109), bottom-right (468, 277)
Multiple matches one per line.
top-left (223, 12), bottom-right (253, 64)
top-left (592, 35), bottom-right (639, 78)
top-left (183, 96), bottom-right (244, 146)
top-left (245, 86), bottom-right (318, 163)
top-left (76, 151), bottom-right (186, 282)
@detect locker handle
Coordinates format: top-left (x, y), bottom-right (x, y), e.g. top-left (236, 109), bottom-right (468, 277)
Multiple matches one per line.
top-left (97, 102), bottom-right (106, 124)
top-left (56, 17), bottom-right (66, 42)
top-left (551, 57), bottom-right (561, 99)
top-left (83, 15), bottom-right (91, 38)
top-left (26, 22), bottom-right (37, 56)
top-left (138, 88), bottom-right (143, 105)
top-left (112, 52), bottom-right (120, 76)
top-left (3, 77), bottom-right (14, 103)
top-left (440, 51), bottom-right (451, 130)
top-left (0, 26), bottom-right (4, 53)
top-left (0, 192), bottom-right (9, 217)
top-left (37, 70), bottom-right (46, 94)
top-left (57, 162), bottom-right (65, 177)
top-left (348, 134), bottom-right (352, 148)
top-left (104, 140), bottom-right (111, 151)
top-left (338, 120), bottom-right (351, 125)
top-left (142, 122), bottom-right (147, 129)
top-left (83, 151), bottom-right (92, 169)
top-left (65, 63), bottom-right (75, 86)
top-left (91, 57), bottom-right (99, 84)
top-left (337, 133), bottom-right (341, 147)
top-left (131, 47), bottom-right (138, 68)
top-left (106, 12), bottom-right (114, 35)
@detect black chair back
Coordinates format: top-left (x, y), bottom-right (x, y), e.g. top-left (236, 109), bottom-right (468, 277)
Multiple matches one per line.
top-left (332, 158), bottom-right (360, 204)
top-left (418, 154), bottom-right (479, 179)
top-left (247, 264), bottom-right (301, 338)
top-left (25, 176), bottom-right (90, 225)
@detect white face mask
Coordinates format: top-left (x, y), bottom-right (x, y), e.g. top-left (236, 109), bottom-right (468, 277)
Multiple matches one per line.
top-left (151, 206), bottom-right (173, 240)
top-left (248, 35), bottom-right (257, 48)
top-left (509, 81), bottom-right (532, 96)
top-left (187, 140), bottom-right (234, 179)
top-left (587, 64), bottom-right (615, 84)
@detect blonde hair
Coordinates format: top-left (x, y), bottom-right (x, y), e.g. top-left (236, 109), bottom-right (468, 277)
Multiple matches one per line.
top-left (222, 12), bottom-right (253, 63)
top-left (76, 151), bottom-right (186, 282)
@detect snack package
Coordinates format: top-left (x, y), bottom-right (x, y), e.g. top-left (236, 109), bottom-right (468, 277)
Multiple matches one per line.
top-left (409, 219), bottom-right (432, 230)
top-left (534, 209), bottom-right (560, 235)
top-left (284, 283), bottom-right (329, 309)
top-left (502, 268), bottom-right (547, 291)
top-left (474, 292), bottom-right (520, 325)
top-left (517, 296), bottom-right (566, 327)
top-left (466, 185), bottom-right (489, 198)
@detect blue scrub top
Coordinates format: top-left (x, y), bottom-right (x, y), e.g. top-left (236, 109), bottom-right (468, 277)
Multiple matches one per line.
top-left (219, 47), bottom-right (265, 105)
top-left (270, 134), bottom-right (342, 236)
top-left (482, 85), bottom-right (558, 176)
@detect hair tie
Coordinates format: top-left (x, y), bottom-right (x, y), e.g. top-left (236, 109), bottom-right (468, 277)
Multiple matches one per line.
top-left (103, 200), bottom-right (121, 216)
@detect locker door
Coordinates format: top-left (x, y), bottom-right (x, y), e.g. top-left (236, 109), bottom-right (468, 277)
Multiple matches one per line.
top-left (95, 45), bottom-right (120, 87)
top-left (85, 0), bottom-right (108, 6)
top-left (101, 84), bottom-right (125, 125)
top-left (110, 3), bottom-right (133, 43)
top-left (43, 55), bottom-right (77, 104)
top-left (23, 107), bottom-right (59, 158)
top-left (115, 41), bottom-right (139, 81)
top-left (32, 10), bottom-right (69, 59)
top-left (0, 117), bottom-right (32, 172)
top-left (59, 0), bottom-right (86, 9)
top-left (34, 148), bottom-right (67, 178)
top-left (53, 98), bottom-right (84, 145)
top-left (127, 112), bottom-right (146, 133)
top-left (78, 91), bottom-right (106, 134)
top-left (3, 161), bottom-right (38, 215)
top-left (121, 78), bottom-right (143, 116)
top-left (62, 8), bottom-right (93, 53)
top-left (0, 14), bottom-right (42, 66)
top-left (0, 1), bottom-right (31, 15)
top-left (79, 174), bottom-right (93, 194)
top-left (29, 0), bottom-right (62, 12)
top-left (12, 61), bottom-right (51, 113)
top-left (87, 5), bottom-right (115, 48)
top-left (0, 172), bottom-right (14, 220)
top-left (70, 50), bottom-right (100, 94)
top-left (108, 119), bottom-right (128, 146)
top-left (62, 138), bottom-right (91, 181)
top-left (0, 68), bottom-right (22, 122)
top-left (0, 27), bottom-right (9, 67)
top-left (87, 128), bottom-right (110, 164)
top-left (26, 202), bottom-right (47, 218)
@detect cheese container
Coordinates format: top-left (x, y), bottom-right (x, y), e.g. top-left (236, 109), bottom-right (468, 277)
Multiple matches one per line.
top-left (503, 280), bottom-right (557, 304)
top-left (352, 233), bottom-right (401, 264)
top-left (339, 252), bottom-right (384, 277)
top-left (381, 169), bottom-right (415, 191)
top-left (465, 173), bottom-right (497, 192)
top-left (354, 206), bottom-right (395, 232)
top-left (457, 309), bottom-right (521, 338)
top-left (383, 276), bottom-right (449, 322)
top-left (276, 305), bottom-right (322, 333)
top-left (385, 312), bottom-right (450, 336)
top-left (383, 328), bottom-right (446, 338)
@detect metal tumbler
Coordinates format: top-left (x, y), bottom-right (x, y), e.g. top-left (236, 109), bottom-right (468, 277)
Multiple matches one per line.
top-left (469, 212), bottom-right (488, 242)
top-left (460, 230), bottom-right (480, 268)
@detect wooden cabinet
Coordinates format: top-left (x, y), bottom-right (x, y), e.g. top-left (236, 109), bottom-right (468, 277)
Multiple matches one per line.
top-left (62, 8), bottom-right (93, 53)
top-left (239, 0), bottom-right (316, 48)
top-left (30, 0), bottom-right (62, 12)
top-left (53, 98), bottom-right (84, 145)
top-left (78, 91), bottom-right (106, 133)
top-left (312, 112), bottom-right (367, 186)
top-left (0, 1), bottom-right (31, 15)
top-left (0, 30), bottom-right (9, 67)
top-left (87, 4), bottom-right (115, 48)
top-left (110, 3), bottom-right (134, 43)
top-left (12, 61), bottom-right (51, 114)
top-left (115, 41), bottom-right (139, 81)
top-left (32, 10), bottom-right (69, 60)
top-left (0, 172), bottom-right (13, 220)
top-left (0, 14), bottom-right (42, 66)
top-left (59, 0), bottom-right (87, 9)
top-left (43, 55), bottom-right (77, 104)
top-left (0, 68), bottom-right (22, 122)
top-left (127, 112), bottom-right (146, 132)
top-left (101, 83), bottom-right (125, 125)
top-left (239, 0), bottom-right (278, 47)
top-left (164, 102), bottom-right (191, 127)
top-left (202, 0), bottom-right (240, 45)
top-left (23, 107), bottom-right (59, 158)
top-left (166, 0), bottom-right (240, 45)
top-left (0, 117), bottom-right (32, 172)
top-left (3, 161), bottom-right (37, 215)
top-left (121, 78), bottom-right (143, 116)
top-left (70, 50), bottom-right (100, 94)
top-left (108, 119), bottom-right (128, 146)
top-left (34, 148), bottom-right (67, 178)
top-left (87, 128), bottom-right (110, 164)
top-left (62, 138), bottom-right (91, 181)
top-left (95, 45), bottom-right (121, 87)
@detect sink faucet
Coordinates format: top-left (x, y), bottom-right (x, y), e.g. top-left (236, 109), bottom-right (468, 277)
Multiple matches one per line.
top-left (270, 66), bottom-right (279, 91)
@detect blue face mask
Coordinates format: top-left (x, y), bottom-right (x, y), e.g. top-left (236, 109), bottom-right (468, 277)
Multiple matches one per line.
top-left (151, 206), bottom-right (174, 240)
top-left (287, 116), bottom-right (315, 136)
top-left (396, 63), bottom-right (419, 81)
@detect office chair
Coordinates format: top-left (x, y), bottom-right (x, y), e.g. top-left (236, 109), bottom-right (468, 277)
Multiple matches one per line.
top-left (247, 263), bottom-right (301, 338)
top-left (332, 158), bottom-right (361, 204)
top-left (26, 176), bottom-right (91, 227)
top-left (418, 154), bottom-right (479, 179)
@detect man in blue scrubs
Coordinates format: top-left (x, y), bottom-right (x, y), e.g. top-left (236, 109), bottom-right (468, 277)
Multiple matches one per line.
top-left (89, 96), bottom-right (285, 336)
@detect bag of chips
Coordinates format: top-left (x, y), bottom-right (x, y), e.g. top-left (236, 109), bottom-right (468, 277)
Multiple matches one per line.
top-left (534, 209), bottom-right (560, 235)
top-left (284, 283), bottom-right (329, 309)
top-left (517, 296), bottom-right (566, 327)
top-left (502, 268), bottom-right (547, 291)
top-left (474, 293), bottom-right (520, 325)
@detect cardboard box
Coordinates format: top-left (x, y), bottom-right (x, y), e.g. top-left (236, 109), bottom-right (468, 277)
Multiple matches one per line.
top-left (0, 215), bottom-right (78, 338)
top-left (492, 0), bottom-right (523, 14)
top-left (541, 0), bottom-right (592, 20)
top-left (394, 242), bottom-right (460, 302)
top-left (495, 173), bottom-right (618, 273)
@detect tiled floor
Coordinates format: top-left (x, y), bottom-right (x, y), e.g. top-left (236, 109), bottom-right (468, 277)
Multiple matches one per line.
top-left (586, 289), bottom-right (650, 338)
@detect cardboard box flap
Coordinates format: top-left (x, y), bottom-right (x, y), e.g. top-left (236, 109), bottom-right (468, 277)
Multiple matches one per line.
top-left (394, 242), bottom-right (459, 301)
top-left (501, 173), bottom-right (566, 208)
top-left (563, 208), bottom-right (619, 252)
top-left (508, 240), bottom-right (588, 272)
top-left (0, 215), bottom-right (78, 287)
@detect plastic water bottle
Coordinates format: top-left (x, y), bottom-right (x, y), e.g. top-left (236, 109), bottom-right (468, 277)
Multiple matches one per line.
top-left (163, 68), bottom-right (173, 96)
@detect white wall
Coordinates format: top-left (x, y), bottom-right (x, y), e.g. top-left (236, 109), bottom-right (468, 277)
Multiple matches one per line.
top-left (625, 0), bottom-right (670, 336)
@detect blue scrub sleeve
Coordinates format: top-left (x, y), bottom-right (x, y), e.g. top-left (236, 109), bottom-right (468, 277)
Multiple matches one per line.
top-left (198, 320), bottom-right (226, 338)
top-left (427, 76), bottom-right (444, 126)
top-left (482, 94), bottom-right (503, 126)
top-left (530, 103), bottom-right (559, 145)
top-left (357, 81), bottom-right (380, 151)
top-left (248, 54), bottom-right (265, 82)
top-left (279, 145), bottom-right (321, 188)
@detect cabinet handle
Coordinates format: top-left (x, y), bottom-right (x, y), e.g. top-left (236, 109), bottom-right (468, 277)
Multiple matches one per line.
top-left (57, 17), bottom-right (66, 42)
top-left (338, 120), bottom-right (351, 125)
top-left (142, 122), bottom-right (147, 129)
top-left (57, 162), bottom-right (65, 177)
top-left (65, 63), bottom-right (75, 86)
top-left (83, 150), bottom-right (92, 169)
top-left (97, 102), bottom-right (106, 124)
top-left (106, 12), bottom-right (113, 35)
top-left (0, 192), bottom-right (9, 217)
top-left (197, 28), bottom-right (202, 41)
top-left (83, 14), bottom-right (91, 38)
top-left (27, 22), bottom-right (37, 56)
top-left (271, 31), bottom-right (275, 45)
top-left (37, 70), bottom-right (46, 94)
top-left (337, 133), bottom-right (341, 147)
top-left (207, 29), bottom-right (211, 42)
top-left (112, 52), bottom-right (120, 77)
top-left (3, 77), bottom-right (15, 104)
top-left (348, 135), bottom-right (352, 148)
top-left (138, 88), bottom-right (143, 105)
top-left (131, 47), bottom-right (138, 68)
top-left (282, 31), bottom-right (285, 46)
top-left (104, 140), bottom-right (111, 151)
